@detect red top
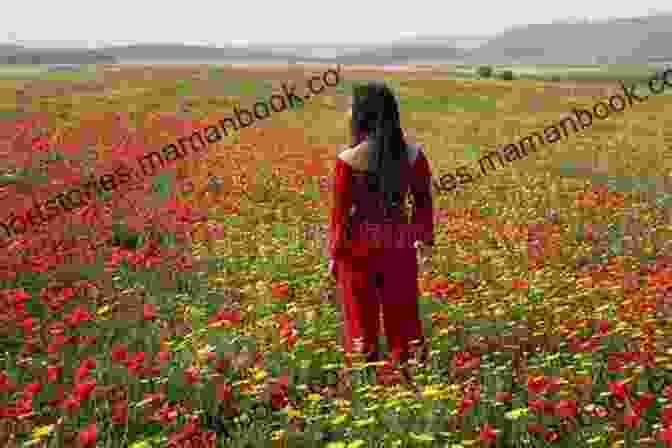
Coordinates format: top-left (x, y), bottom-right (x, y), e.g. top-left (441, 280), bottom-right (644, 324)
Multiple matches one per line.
top-left (328, 143), bottom-right (434, 258)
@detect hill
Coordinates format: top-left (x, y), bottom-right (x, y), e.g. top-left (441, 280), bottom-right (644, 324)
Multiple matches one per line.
top-left (464, 13), bottom-right (672, 64)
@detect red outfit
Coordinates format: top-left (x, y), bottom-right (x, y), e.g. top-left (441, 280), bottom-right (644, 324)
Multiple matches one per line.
top-left (328, 143), bottom-right (434, 366)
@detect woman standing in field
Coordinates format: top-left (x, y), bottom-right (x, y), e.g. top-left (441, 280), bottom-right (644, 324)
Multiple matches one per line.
top-left (328, 82), bottom-right (434, 369)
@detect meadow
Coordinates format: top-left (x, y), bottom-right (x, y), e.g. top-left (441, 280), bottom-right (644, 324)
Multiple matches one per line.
top-left (0, 62), bottom-right (672, 447)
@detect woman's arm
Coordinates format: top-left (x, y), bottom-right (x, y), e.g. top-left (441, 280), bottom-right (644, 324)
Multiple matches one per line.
top-left (328, 159), bottom-right (354, 267)
top-left (409, 148), bottom-right (434, 247)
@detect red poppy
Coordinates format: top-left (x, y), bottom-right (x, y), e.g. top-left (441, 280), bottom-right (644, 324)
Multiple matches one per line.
top-left (47, 366), bottom-right (62, 383)
top-left (429, 278), bottom-right (460, 297)
top-left (495, 391), bottom-right (512, 402)
top-left (464, 382), bottom-right (481, 402)
top-left (111, 400), bottom-right (129, 425)
top-left (159, 350), bottom-right (171, 362)
top-left (75, 380), bottom-right (97, 401)
top-left (78, 422), bottom-right (97, 447)
top-left (479, 424), bottom-right (498, 445)
top-left (112, 344), bottom-right (129, 363)
top-left (209, 307), bottom-right (242, 327)
top-left (457, 398), bottom-right (475, 416)
top-left (65, 305), bottom-right (93, 328)
top-left (512, 279), bottom-right (529, 290)
top-left (0, 371), bottom-right (16, 393)
top-left (546, 376), bottom-right (562, 394)
top-left (453, 351), bottom-right (480, 370)
top-left (216, 383), bottom-right (232, 402)
top-left (75, 358), bottom-right (96, 382)
top-left (633, 392), bottom-right (656, 415)
top-left (528, 399), bottom-right (549, 414)
top-left (609, 380), bottom-right (630, 400)
top-left (269, 380), bottom-right (289, 410)
top-left (659, 425), bottom-right (672, 446)
top-left (62, 396), bottom-right (81, 413)
top-left (13, 289), bottom-right (30, 302)
top-left (155, 404), bottom-right (179, 425)
top-left (527, 422), bottom-right (545, 434)
top-left (23, 382), bottom-right (41, 395)
top-left (376, 361), bottom-right (403, 386)
top-left (143, 303), bottom-right (157, 321)
top-left (583, 403), bottom-right (608, 418)
top-left (271, 282), bottom-right (290, 297)
top-left (184, 367), bottom-right (200, 385)
top-left (544, 431), bottom-right (560, 442)
top-left (608, 353), bottom-right (626, 372)
top-left (624, 411), bottom-right (641, 429)
top-left (527, 375), bottom-right (548, 395)
top-left (597, 319), bottom-right (610, 335)
top-left (240, 382), bottom-right (255, 393)
top-left (555, 399), bottom-right (577, 418)
top-left (19, 317), bottom-right (34, 333)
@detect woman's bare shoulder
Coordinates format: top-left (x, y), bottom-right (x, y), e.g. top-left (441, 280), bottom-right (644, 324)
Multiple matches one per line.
top-left (338, 142), bottom-right (369, 170)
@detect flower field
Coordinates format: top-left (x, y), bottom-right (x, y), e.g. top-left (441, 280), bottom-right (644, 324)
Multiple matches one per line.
top-left (1, 64), bottom-right (672, 447)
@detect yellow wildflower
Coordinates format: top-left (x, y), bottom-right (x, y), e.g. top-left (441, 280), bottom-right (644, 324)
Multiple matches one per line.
top-left (31, 425), bottom-right (55, 440)
top-left (252, 368), bottom-right (267, 382)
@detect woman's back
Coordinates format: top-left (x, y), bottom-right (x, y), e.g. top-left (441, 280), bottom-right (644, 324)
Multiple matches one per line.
top-left (338, 140), bottom-right (421, 224)
top-left (333, 141), bottom-right (431, 253)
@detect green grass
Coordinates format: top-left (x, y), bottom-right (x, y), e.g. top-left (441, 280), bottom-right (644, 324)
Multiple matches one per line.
top-left (0, 109), bottom-right (21, 121)
top-left (334, 79), bottom-right (401, 97)
top-left (40, 69), bottom-right (96, 81)
top-left (0, 64), bottom-right (96, 80)
top-left (0, 65), bottom-right (46, 78)
top-left (449, 63), bottom-right (665, 83)
top-left (207, 70), bottom-right (274, 100)
top-left (551, 161), bottom-right (672, 209)
top-left (400, 94), bottom-right (497, 113)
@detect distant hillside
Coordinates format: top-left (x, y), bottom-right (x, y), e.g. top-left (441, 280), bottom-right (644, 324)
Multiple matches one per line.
top-left (464, 13), bottom-right (672, 64)
top-left (0, 45), bottom-right (24, 57)
top-left (332, 43), bottom-right (466, 64)
top-left (396, 35), bottom-right (491, 50)
top-left (101, 44), bottom-right (310, 62)
top-left (0, 42), bottom-right (469, 66)
top-left (0, 47), bottom-right (116, 64)
top-left (4, 15), bottom-right (672, 68)
top-left (101, 43), bottom-right (467, 65)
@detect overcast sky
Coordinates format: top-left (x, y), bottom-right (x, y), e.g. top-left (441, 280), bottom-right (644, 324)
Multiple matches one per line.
top-left (2, 0), bottom-right (671, 48)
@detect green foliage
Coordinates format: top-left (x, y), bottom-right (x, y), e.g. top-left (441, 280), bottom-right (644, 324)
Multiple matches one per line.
top-left (476, 65), bottom-right (493, 78)
top-left (500, 69), bottom-right (515, 81)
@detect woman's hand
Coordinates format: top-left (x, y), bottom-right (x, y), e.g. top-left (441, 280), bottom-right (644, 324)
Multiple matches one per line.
top-left (414, 241), bottom-right (433, 272)
top-left (329, 258), bottom-right (337, 279)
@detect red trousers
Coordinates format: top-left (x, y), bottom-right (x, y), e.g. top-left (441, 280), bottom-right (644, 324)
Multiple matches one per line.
top-left (335, 248), bottom-right (424, 367)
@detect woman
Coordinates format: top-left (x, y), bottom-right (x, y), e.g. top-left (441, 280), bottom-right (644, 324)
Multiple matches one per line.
top-left (328, 82), bottom-right (434, 369)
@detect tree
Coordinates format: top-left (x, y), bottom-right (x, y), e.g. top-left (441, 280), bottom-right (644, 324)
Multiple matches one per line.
top-left (500, 70), bottom-right (515, 81)
top-left (477, 65), bottom-right (493, 78)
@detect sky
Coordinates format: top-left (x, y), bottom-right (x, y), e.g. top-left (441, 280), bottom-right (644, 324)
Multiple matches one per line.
top-left (2, 0), bottom-right (671, 48)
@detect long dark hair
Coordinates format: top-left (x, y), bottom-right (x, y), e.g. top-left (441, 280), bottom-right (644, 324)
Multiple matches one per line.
top-left (350, 82), bottom-right (408, 211)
